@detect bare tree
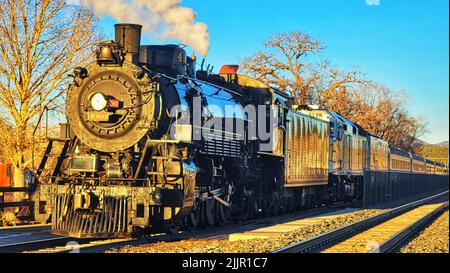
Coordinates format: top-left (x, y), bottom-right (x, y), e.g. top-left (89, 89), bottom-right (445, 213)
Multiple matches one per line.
top-left (241, 31), bottom-right (426, 153)
top-left (312, 61), bottom-right (366, 111)
top-left (0, 0), bottom-right (99, 195)
top-left (241, 31), bottom-right (365, 105)
top-left (241, 32), bottom-right (323, 104)
top-left (346, 84), bottom-right (427, 151)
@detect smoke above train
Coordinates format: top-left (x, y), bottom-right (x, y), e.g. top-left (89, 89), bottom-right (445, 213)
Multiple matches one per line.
top-left (79, 0), bottom-right (210, 56)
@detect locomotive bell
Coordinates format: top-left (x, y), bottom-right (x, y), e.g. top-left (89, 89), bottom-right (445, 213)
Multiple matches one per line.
top-left (97, 44), bottom-right (116, 64)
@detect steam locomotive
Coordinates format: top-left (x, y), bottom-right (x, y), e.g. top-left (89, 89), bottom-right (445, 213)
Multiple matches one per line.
top-left (31, 24), bottom-right (448, 238)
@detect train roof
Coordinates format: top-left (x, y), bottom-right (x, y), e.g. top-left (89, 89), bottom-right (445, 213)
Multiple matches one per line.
top-left (425, 159), bottom-right (436, 165)
top-left (411, 154), bottom-right (425, 161)
top-left (325, 111), bottom-right (368, 137)
top-left (389, 147), bottom-right (411, 157)
top-left (389, 147), bottom-right (446, 167)
top-left (368, 134), bottom-right (389, 145)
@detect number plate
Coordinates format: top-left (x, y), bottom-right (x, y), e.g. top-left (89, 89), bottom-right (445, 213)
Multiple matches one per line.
top-left (87, 111), bottom-right (111, 122)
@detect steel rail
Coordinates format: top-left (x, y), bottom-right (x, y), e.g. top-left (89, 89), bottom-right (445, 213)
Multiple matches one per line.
top-left (0, 237), bottom-right (73, 253)
top-left (273, 190), bottom-right (449, 253)
top-left (0, 224), bottom-right (51, 231)
top-left (369, 201), bottom-right (449, 253)
top-left (52, 238), bottom-right (140, 253)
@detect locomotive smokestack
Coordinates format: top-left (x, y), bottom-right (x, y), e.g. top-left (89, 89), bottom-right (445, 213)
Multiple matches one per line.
top-left (114, 24), bottom-right (142, 64)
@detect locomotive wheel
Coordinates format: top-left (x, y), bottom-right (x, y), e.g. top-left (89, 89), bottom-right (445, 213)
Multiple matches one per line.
top-left (189, 206), bottom-right (201, 228)
top-left (197, 201), bottom-right (211, 228)
top-left (251, 199), bottom-right (259, 219)
top-left (280, 198), bottom-right (288, 214)
top-left (223, 204), bottom-right (231, 222)
top-left (180, 216), bottom-right (192, 232)
top-left (266, 198), bottom-right (278, 216)
top-left (165, 223), bottom-right (179, 235)
top-left (215, 201), bottom-right (228, 226)
top-left (132, 226), bottom-right (145, 238)
top-left (260, 197), bottom-right (272, 218)
top-left (204, 199), bottom-right (215, 226)
top-left (264, 200), bottom-right (273, 217)
top-left (197, 202), bottom-right (207, 228)
top-left (272, 198), bottom-right (281, 215)
top-left (220, 185), bottom-right (232, 222)
top-left (240, 199), bottom-right (250, 220)
top-left (243, 198), bottom-right (258, 220)
top-left (287, 197), bottom-right (295, 213)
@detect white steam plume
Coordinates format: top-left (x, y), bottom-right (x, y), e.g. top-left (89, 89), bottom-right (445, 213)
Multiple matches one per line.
top-left (80, 0), bottom-right (210, 56)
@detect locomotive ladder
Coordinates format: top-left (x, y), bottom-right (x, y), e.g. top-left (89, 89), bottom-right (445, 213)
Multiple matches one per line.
top-left (32, 106), bottom-right (76, 180)
top-left (36, 137), bottom-right (74, 181)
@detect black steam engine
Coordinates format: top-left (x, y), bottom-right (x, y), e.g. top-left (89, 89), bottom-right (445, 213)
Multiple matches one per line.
top-left (31, 24), bottom-right (448, 238)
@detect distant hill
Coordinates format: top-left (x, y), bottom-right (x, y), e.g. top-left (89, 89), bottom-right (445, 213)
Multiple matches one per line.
top-left (414, 139), bottom-right (429, 146)
top-left (418, 143), bottom-right (449, 164)
top-left (436, 141), bottom-right (449, 148)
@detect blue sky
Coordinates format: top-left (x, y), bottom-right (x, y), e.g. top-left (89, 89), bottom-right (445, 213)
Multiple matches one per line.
top-left (98, 0), bottom-right (449, 144)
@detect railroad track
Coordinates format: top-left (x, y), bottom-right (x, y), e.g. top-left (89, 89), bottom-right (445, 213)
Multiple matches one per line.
top-left (0, 224), bottom-right (116, 253)
top-left (0, 236), bottom-right (74, 253)
top-left (0, 224), bottom-right (51, 232)
top-left (0, 224), bottom-right (66, 253)
top-left (273, 190), bottom-right (449, 253)
top-left (0, 200), bottom-right (361, 253)
top-left (368, 201), bottom-right (448, 253)
top-left (40, 201), bottom-right (364, 253)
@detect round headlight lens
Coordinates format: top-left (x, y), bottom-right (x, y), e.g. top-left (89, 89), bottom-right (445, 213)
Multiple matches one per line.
top-left (90, 93), bottom-right (108, 111)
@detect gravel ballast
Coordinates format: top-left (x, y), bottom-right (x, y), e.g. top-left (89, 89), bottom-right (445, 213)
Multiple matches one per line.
top-left (108, 209), bottom-right (384, 253)
top-left (400, 210), bottom-right (449, 253)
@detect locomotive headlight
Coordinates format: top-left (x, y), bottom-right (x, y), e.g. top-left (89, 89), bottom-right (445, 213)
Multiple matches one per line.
top-left (90, 93), bottom-right (108, 111)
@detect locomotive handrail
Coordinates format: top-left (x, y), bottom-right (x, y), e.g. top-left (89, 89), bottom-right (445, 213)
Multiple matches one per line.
top-left (32, 106), bottom-right (49, 138)
top-left (180, 75), bottom-right (245, 98)
top-left (0, 187), bottom-right (33, 193)
top-left (31, 106), bottom-right (62, 172)
top-left (0, 201), bottom-right (33, 209)
top-left (150, 67), bottom-right (245, 98)
top-left (32, 106), bottom-right (50, 171)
